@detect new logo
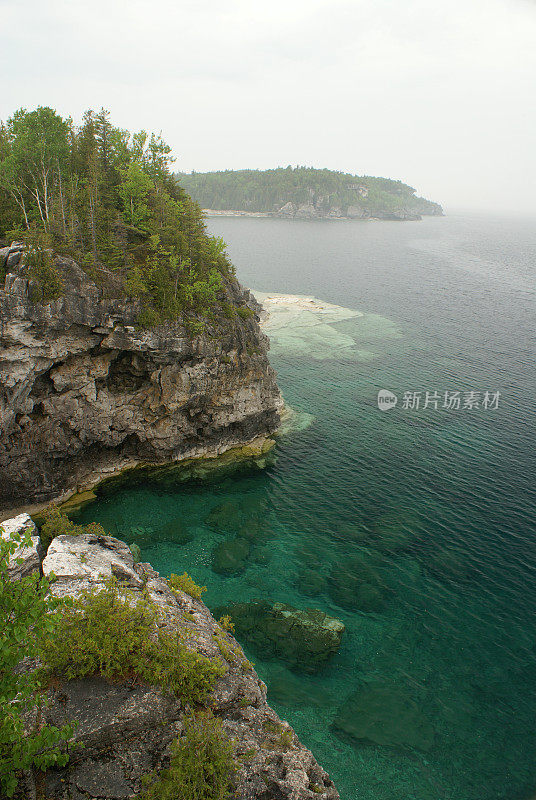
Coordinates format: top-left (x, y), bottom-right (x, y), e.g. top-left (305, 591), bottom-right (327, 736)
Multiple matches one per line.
top-left (377, 389), bottom-right (398, 411)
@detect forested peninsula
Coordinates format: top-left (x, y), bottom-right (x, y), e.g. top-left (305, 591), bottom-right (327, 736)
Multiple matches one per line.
top-left (177, 167), bottom-right (444, 221)
top-left (0, 106), bottom-right (283, 510)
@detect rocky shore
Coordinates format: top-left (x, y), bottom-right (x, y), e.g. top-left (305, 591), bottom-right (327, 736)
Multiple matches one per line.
top-left (2, 513), bottom-right (341, 800)
top-left (0, 244), bottom-right (283, 514)
top-left (203, 207), bottom-right (427, 220)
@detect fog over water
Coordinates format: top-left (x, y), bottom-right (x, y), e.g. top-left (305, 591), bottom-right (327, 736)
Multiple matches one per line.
top-left (1, 0), bottom-right (535, 214)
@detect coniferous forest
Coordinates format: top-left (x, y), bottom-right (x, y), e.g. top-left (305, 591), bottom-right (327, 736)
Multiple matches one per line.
top-left (0, 107), bottom-right (235, 328)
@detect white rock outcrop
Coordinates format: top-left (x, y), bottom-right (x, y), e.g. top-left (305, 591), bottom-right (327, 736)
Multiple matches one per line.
top-left (1, 512), bottom-right (41, 580)
top-left (42, 533), bottom-right (143, 596)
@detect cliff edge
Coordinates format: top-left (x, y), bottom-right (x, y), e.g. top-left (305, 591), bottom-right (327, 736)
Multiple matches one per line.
top-left (3, 514), bottom-right (340, 800)
top-left (0, 244), bottom-right (282, 512)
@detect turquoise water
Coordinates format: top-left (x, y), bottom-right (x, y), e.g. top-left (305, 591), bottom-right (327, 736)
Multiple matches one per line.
top-left (78, 214), bottom-right (536, 800)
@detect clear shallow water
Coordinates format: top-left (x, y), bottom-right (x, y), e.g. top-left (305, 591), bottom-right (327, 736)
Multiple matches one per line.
top-left (78, 213), bottom-right (536, 800)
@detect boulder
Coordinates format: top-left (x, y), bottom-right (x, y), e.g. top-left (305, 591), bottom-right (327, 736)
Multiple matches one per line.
top-left (212, 536), bottom-right (251, 575)
top-left (332, 682), bottom-right (435, 752)
top-left (345, 205), bottom-right (366, 219)
top-left (42, 533), bottom-right (143, 596)
top-left (205, 500), bottom-right (242, 534)
top-left (1, 513), bottom-right (41, 580)
top-left (215, 599), bottom-right (344, 672)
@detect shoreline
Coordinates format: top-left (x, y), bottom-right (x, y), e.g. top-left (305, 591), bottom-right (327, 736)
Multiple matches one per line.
top-left (203, 209), bottom-right (442, 221)
top-left (0, 434), bottom-right (278, 524)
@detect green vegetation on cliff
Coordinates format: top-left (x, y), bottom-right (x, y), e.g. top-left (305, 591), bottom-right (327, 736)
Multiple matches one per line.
top-left (177, 166), bottom-right (443, 219)
top-left (0, 107), bottom-right (239, 325)
top-left (0, 530), bottom-right (72, 797)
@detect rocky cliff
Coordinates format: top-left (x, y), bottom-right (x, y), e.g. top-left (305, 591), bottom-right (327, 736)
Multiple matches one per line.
top-left (4, 514), bottom-right (340, 800)
top-left (270, 199), bottom-right (428, 221)
top-left (0, 243), bottom-right (282, 513)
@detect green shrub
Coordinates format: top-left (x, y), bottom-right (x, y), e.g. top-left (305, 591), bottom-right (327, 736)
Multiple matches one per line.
top-left (20, 229), bottom-right (64, 302)
top-left (236, 305), bottom-right (253, 320)
top-left (40, 580), bottom-right (224, 702)
top-left (218, 614), bottom-right (234, 633)
top-left (137, 306), bottom-right (163, 329)
top-left (40, 507), bottom-right (106, 550)
top-left (129, 542), bottom-right (142, 563)
top-left (140, 711), bottom-right (236, 800)
top-left (0, 528), bottom-right (72, 797)
top-left (169, 572), bottom-right (206, 601)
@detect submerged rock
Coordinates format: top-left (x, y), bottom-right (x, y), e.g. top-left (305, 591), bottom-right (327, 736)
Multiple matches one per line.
top-left (421, 544), bottom-right (473, 583)
top-left (328, 553), bottom-right (391, 612)
top-left (296, 567), bottom-right (328, 597)
top-left (212, 536), bottom-right (251, 575)
top-left (205, 497), bottom-right (271, 544)
top-left (332, 682), bottom-right (435, 753)
top-left (152, 517), bottom-right (194, 545)
top-left (368, 511), bottom-right (420, 553)
top-left (205, 500), bottom-right (242, 534)
top-left (215, 599), bottom-right (345, 672)
top-left (1, 513), bottom-right (41, 580)
top-left (265, 664), bottom-right (334, 708)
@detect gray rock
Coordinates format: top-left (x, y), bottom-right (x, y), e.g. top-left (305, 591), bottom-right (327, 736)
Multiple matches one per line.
top-left (346, 205), bottom-right (366, 219)
top-left (294, 203), bottom-right (320, 219)
top-left (27, 534), bottom-right (340, 799)
top-left (42, 533), bottom-right (143, 595)
top-left (276, 201), bottom-right (296, 217)
top-left (0, 252), bottom-right (282, 511)
top-left (1, 513), bottom-right (41, 579)
top-left (5, 249), bottom-right (22, 270)
top-left (0, 246), bottom-right (11, 270)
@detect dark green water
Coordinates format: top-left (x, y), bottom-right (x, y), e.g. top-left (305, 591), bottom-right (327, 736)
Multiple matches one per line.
top-left (78, 213), bottom-right (536, 800)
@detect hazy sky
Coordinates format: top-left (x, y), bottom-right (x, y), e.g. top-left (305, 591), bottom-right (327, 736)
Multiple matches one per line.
top-left (1, 0), bottom-right (535, 213)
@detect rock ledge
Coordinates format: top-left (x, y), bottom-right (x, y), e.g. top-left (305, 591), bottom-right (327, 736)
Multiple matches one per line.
top-left (7, 524), bottom-right (340, 799)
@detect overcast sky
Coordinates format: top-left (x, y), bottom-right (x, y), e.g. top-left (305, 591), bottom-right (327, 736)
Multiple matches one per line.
top-left (1, 0), bottom-right (535, 213)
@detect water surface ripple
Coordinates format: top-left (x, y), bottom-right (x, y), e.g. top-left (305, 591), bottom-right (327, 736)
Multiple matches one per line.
top-left (79, 214), bottom-right (536, 800)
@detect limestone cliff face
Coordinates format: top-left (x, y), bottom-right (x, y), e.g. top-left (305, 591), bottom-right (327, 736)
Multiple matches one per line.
top-left (0, 243), bottom-right (282, 511)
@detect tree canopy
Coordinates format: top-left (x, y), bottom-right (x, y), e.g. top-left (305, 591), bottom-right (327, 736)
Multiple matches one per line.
top-left (0, 107), bottom-right (236, 327)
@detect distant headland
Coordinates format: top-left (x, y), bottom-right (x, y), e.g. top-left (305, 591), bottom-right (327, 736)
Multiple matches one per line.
top-left (176, 167), bottom-right (444, 221)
